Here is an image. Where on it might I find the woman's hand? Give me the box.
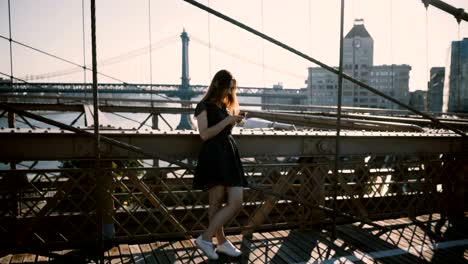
[225,115,244,126]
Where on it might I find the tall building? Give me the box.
[307,19,411,109]
[427,67,445,112]
[409,90,427,111]
[442,38,468,113]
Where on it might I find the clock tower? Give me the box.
[343,19,373,68]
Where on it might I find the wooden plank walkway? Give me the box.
[2,214,467,263]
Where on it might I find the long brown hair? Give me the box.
[201,69,239,115]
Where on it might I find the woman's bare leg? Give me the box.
[203,187,243,240]
[205,185,227,243]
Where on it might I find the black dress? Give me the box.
[193,101,248,191]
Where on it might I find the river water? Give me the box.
[0,94,261,171]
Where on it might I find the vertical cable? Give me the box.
[90,0,103,261]
[82,0,87,100]
[207,0,212,79]
[7,0,13,85]
[261,0,265,88]
[7,0,17,208]
[308,0,312,56]
[332,0,345,239]
[308,0,313,105]
[425,4,430,102]
[352,0,356,107]
[148,0,154,104]
[423,4,432,112]
[457,24,461,111]
[391,0,395,109]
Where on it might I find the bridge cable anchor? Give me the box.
[422,0,431,9]
[455,8,465,24]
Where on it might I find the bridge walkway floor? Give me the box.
[2,214,468,263]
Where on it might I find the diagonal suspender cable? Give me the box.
[181,0,467,138]
[0,35,133,85]
[0,33,175,102]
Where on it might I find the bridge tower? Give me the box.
[176,29,192,130]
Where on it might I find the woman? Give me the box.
[193,69,247,260]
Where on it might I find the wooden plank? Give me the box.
[285,230,332,262]
[21,254,37,264]
[138,244,157,264]
[168,240,194,264]
[230,233,283,264]
[149,241,174,264]
[119,244,134,263]
[0,255,12,264]
[106,246,123,264]
[257,231,303,263]
[36,255,49,263]
[10,254,25,263]
[250,232,294,264]
[179,239,204,263]
[128,244,145,263]
[272,230,313,261]
[337,224,418,264]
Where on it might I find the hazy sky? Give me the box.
[0,0,467,91]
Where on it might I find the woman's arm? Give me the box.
[196,110,243,141]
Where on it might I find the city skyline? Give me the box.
[0,0,467,92]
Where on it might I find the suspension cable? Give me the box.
[82,0,87,100]
[425,2,429,111]
[191,36,305,80]
[391,0,395,110]
[457,22,461,111]
[207,0,212,79]
[260,0,265,88]
[0,34,177,96]
[148,0,154,104]
[308,0,312,56]
[0,34,123,83]
[182,0,467,137]
[7,0,13,85]
[20,36,177,81]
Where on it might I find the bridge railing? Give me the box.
[0,129,466,250]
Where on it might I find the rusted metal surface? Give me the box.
[0,129,465,161]
[0,103,466,252]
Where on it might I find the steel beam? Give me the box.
[0,129,464,161]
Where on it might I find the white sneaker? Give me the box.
[195,235,219,260]
[216,240,242,257]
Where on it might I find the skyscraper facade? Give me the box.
[427,67,445,113]
[307,19,411,109]
[442,38,468,113]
